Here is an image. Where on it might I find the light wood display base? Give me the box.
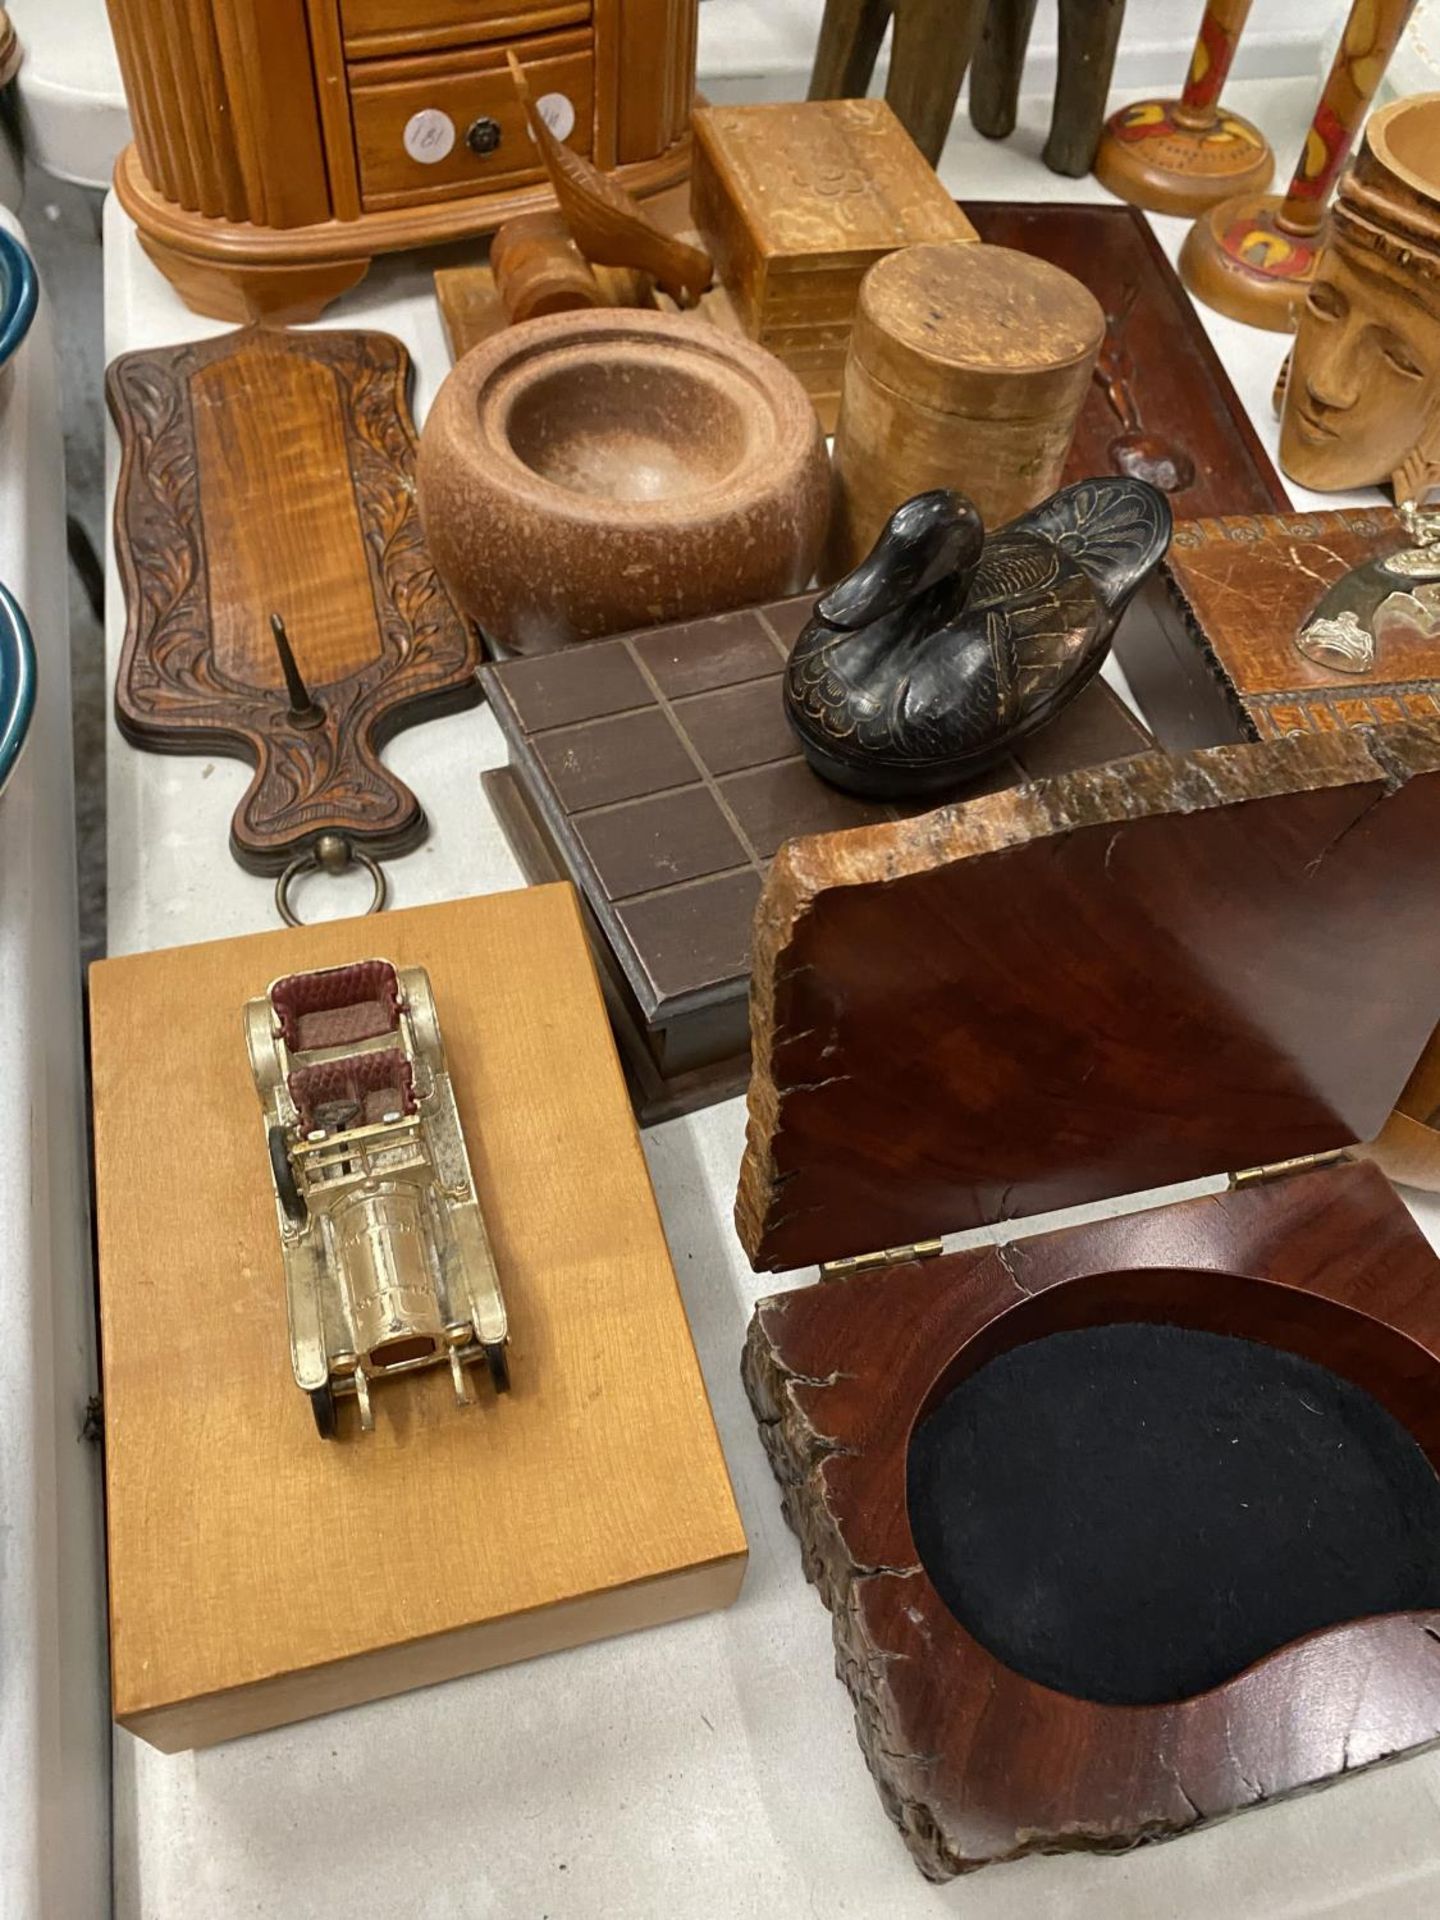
[89,885,746,1750]
[115,140,693,326]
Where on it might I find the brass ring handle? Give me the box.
[275,833,388,928]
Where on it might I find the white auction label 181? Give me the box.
[403,109,456,164]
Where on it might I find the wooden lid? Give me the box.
[851,242,1105,420]
[692,101,976,267]
[736,726,1440,1272]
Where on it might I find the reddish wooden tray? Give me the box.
[965,200,1290,517]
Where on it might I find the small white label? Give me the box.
[403,109,456,164]
[535,92,576,142]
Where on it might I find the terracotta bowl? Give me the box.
[417,309,831,653]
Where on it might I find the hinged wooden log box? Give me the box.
[737,723,1440,1880]
[1111,504,1440,1190]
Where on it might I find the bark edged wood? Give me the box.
[743,1160,1440,1878]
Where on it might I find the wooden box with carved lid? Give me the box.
[103,0,699,321]
[689,99,977,429]
[1113,504,1440,750]
[736,720,1440,1879]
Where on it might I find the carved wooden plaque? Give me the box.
[108,327,480,872]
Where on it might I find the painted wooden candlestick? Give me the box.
[1180,0,1418,331]
[1093,1,1274,216]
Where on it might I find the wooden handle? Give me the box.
[491,212,604,322]
[1278,0,1418,235]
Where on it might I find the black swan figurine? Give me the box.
[786,478,1172,799]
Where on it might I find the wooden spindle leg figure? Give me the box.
[969,0,1126,175]
[889,0,991,164]
[807,0,1125,173]
[1180,0,1418,331]
[808,0,895,104]
[1092,1,1273,214]
[809,0,989,165]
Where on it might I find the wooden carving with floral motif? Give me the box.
[108,326,479,873]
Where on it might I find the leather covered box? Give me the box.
[1112,505,1438,748]
[481,595,1150,1122]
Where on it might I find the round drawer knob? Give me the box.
[466,117,503,157]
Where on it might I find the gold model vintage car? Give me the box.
[245,958,510,1437]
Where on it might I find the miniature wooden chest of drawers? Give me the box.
[348,29,597,212]
[105,0,698,322]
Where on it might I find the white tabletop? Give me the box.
[103,80,1440,1920]
[0,204,109,1920]
[7,0,129,192]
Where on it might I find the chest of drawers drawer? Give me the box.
[340,0,590,59]
[349,28,594,212]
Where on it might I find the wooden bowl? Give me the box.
[417,310,830,653]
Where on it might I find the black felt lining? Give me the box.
[906,1322,1440,1706]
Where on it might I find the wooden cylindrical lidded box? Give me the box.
[827,243,1106,573]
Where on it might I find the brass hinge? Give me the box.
[820,1238,944,1280]
[1229,1148,1349,1191]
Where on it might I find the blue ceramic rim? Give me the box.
[0,579,36,796]
[0,228,38,375]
